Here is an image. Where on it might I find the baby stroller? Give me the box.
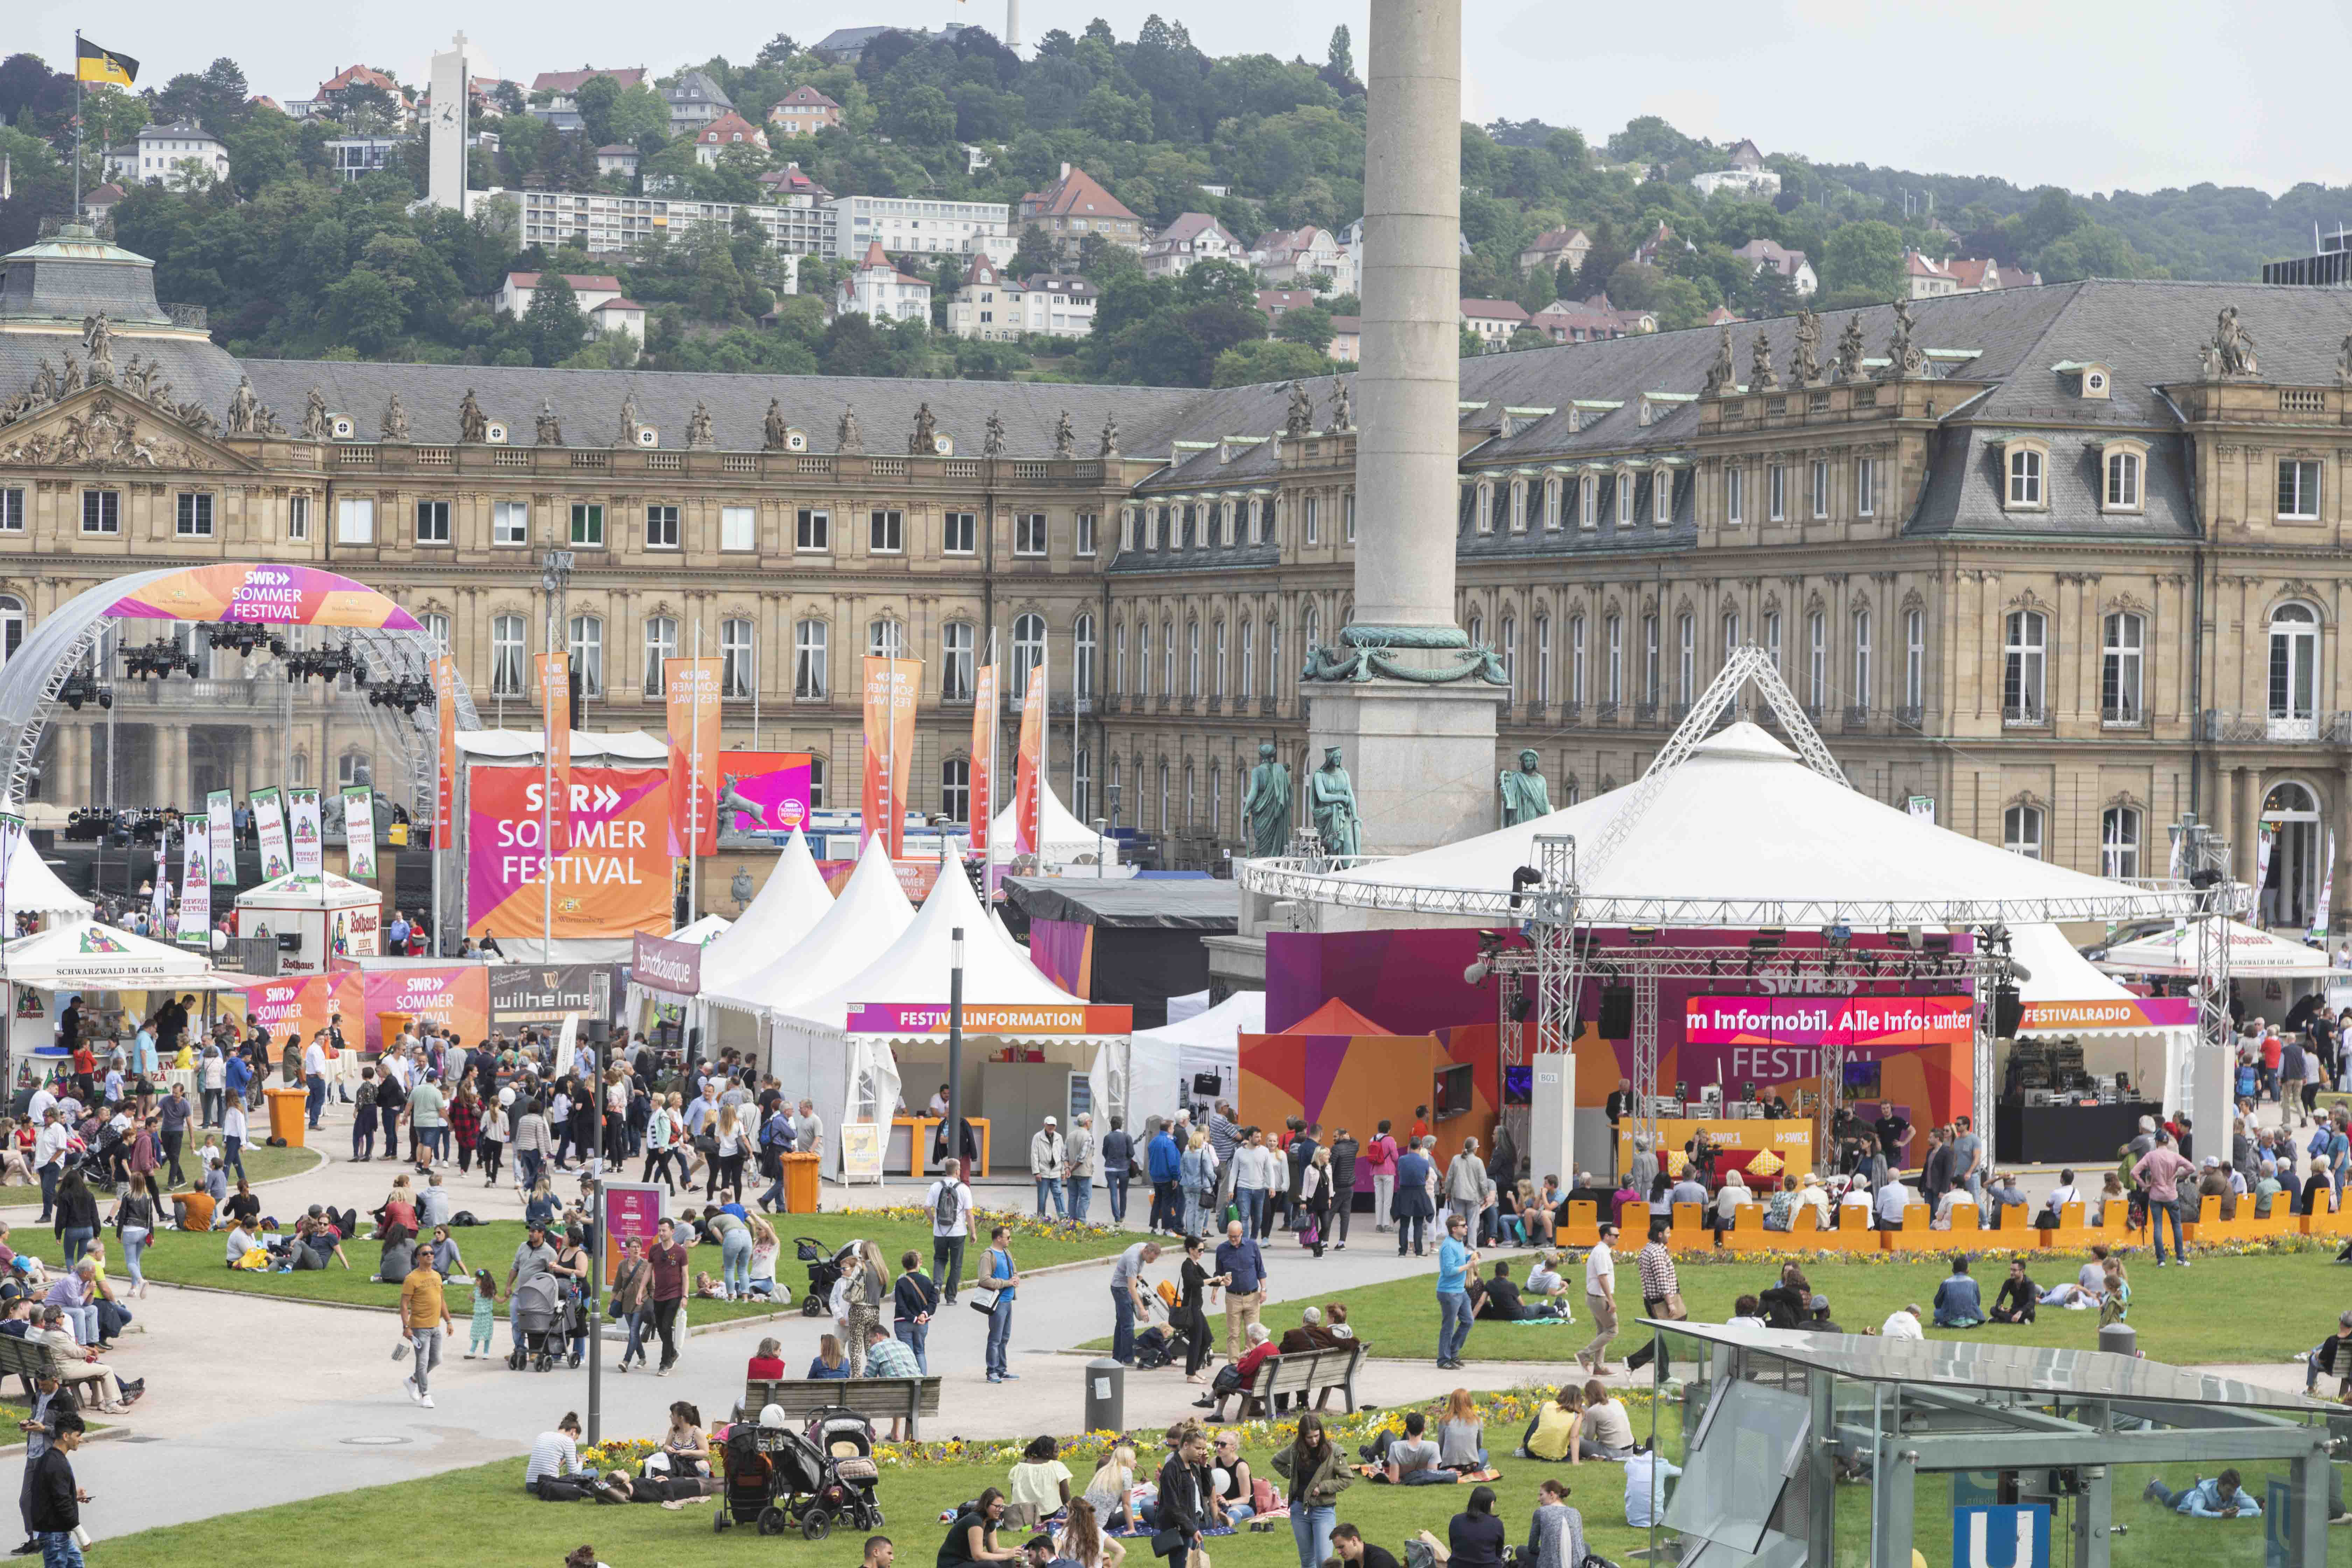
[796,1237,844,1318]
[506,1272,564,1372]
[714,1405,885,1540]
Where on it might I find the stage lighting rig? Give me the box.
[124,639,198,679]
[204,621,275,658]
[367,675,433,715]
[58,673,113,712]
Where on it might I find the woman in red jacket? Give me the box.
[447,1084,483,1176]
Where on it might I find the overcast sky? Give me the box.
[24,0,2350,196]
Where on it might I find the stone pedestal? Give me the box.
[1303,678,1501,861]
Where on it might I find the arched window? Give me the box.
[941,621,975,701]
[1239,620,1255,701]
[1135,621,1150,696]
[720,618,755,699]
[1157,760,1170,831]
[940,757,970,822]
[420,611,449,657]
[1720,611,1739,667]
[1209,761,1223,830]
[566,613,603,697]
[2101,805,2141,880]
[1500,613,1517,696]
[1851,607,1871,710]
[2261,781,2324,927]
[0,595,27,667]
[2100,611,2142,723]
[1466,610,1483,651]
[1763,609,1783,673]
[1113,620,1128,696]
[793,619,828,699]
[1213,620,1227,697]
[1904,607,1926,710]
[2003,803,2044,860]
[1533,613,1552,702]
[1641,613,1659,704]
[1073,613,1096,700]
[1805,610,1826,709]
[1675,612,1694,703]
[1186,619,1200,698]
[338,751,372,786]
[2003,610,2046,722]
[1074,748,1092,821]
[1012,614,1046,691]
[1159,619,1173,696]
[1266,617,1281,696]
[1183,761,1196,824]
[1604,614,1623,706]
[1569,614,1587,705]
[491,614,525,696]
[2270,602,2319,732]
[642,615,677,696]
[868,618,906,660]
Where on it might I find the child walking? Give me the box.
[466,1270,498,1358]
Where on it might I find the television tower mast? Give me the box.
[1005,0,1022,50]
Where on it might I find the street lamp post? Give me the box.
[1092,817,1107,879]
[944,926,966,1178]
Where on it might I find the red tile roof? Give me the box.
[695,112,767,147]
[1459,299,1531,322]
[318,64,406,98]
[775,86,841,110]
[1024,164,1137,222]
[508,272,624,293]
[532,66,646,94]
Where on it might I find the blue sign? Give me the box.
[1952,1504,2050,1568]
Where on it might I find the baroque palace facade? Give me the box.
[4,226,2352,926]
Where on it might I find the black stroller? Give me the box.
[796,1237,847,1317]
[506,1272,565,1371]
[714,1407,884,1539]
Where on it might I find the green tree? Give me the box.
[324,268,406,354]
[885,84,956,144]
[520,274,588,365]
[755,33,800,68]
[1326,26,1354,80]
[608,85,671,147]
[1273,302,1335,347]
[1212,338,1336,387]
[1819,219,1905,301]
[573,74,624,146]
[821,312,887,376]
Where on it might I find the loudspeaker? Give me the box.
[582,1019,610,1046]
[1993,984,2023,1038]
[1598,985,1634,1039]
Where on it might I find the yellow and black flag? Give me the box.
[76,38,139,89]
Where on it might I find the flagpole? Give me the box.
[73,31,83,221]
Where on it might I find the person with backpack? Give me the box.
[1325,1127,1360,1252]
[755,1102,797,1213]
[928,1160,974,1305]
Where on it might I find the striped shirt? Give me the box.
[524,1431,584,1485]
[1636,1242,1678,1303]
[1208,1114,1240,1164]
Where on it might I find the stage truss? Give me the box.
[1246,645,2236,1170]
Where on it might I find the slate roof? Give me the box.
[531,67,645,94]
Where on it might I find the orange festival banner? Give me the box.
[860,657,920,860]
[432,656,458,838]
[664,657,722,857]
[968,660,998,855]
[537,651,571,852]
[1013,663,1045,855]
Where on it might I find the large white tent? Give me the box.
[991,780,1121,869]
[2093,919,2350,979]
[1130,989,1263,1125]
[703,835,914,1049]
[2,919,243,1067]
[770,851,1114,1176]
[2,837,92,921]
[2007,923,2196,1112]
[645,831,838,1050]
[1310,723,2189,928]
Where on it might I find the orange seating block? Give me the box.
[1721,1204,1774,1252]
[1667,1202,1711,1253]
[1557,1199,1600,1248]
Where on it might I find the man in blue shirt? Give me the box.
[1213,1218,1267,1363]
[1147,1120,1183,1234]
[1435,1213,1476,1368]
[1393,1139,1434,1256]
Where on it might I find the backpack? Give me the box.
[761,1112,795,1153]
[933,1180,961,1231]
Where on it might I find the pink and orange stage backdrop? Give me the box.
[1267,927,1974,1132]
[1237,1000,1502,1190]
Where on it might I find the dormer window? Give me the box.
[2054,360,2112,399]
[2099,438,2148,513]
[1999,438,2050,511]
[1653,468,1673,526]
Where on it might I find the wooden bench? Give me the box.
[1240,1340,1368,1418]
[734,1375,943,1437]
[0,1331,102,1408]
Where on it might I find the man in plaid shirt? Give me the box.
[860,1322,922,1440]
[1625,1223,1684,1373]
[1208,1103,1242,1207]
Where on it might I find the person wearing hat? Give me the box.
[1029,1116,1066,1220]
[1803,1295,1841,1334]
[1793,1172,1832,1232]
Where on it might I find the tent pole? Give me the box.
[944,926,965,1181]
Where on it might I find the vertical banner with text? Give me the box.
[288,787,324,877]
[432,656,458,840]
[177,825,210,946]
[664,657,722,859]
[0,811,21,936]
[149,846,168,932]
[537,651,571,853]
[969,661,997,856]
[205,790,235,885]
[251,786,289,880]
[860,657,920,861]
[1013,663,1045,855]
[343,786,378,880]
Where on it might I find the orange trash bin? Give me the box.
[780,1152,821,1214]
[264,1085,308,1148]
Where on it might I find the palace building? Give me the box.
[4,226,2351,926]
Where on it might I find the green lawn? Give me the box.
[0,1143,320,1207]
[88,1404,2328,1567]
[1087,1242,2352,1367]
[133,1209,1127,1322]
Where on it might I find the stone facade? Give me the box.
[7,230,2352,925]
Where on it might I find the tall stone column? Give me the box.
[2234,765,2259,894]
[1300,0,1503,866]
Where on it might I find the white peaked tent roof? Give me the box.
[0,919,239,990]
[2010,924,2150,1009]
[780,848,1092,1037]
[2,838,91,920]
[1315,723,2194,926]
[674,913,733,945]
[1136,989,1266,1050]
[991,780,1119,866]
[706,834,912,1015]
[698,831,833,996]
[2094,919,2350,978]
[235,869,380,910]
